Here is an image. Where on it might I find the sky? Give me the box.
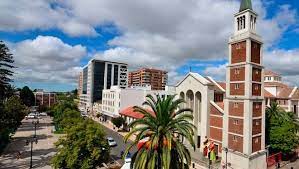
[0,0,298,92]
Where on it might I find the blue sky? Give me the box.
[0,0,298,91]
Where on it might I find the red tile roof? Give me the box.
[292,89,299,99]
[120,106,155,119]
[264,70,280,76]
[264,90,275,98]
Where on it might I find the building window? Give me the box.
[255,138,259,143]
[234,102,239,108]
[254,85,259,90]
[235,68,240,75]
[235,84,240,89]
[255,104,260,109]
[233,119,239,125]
[255,121,260,125]
[233,135,238,142]
[255,70,259,75]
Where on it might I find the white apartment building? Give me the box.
[101,85,175,121]
[78,59,128,113]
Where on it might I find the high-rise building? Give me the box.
[128,68,167,90]
[78,59,128,112]
[222,0,266,168]
[78,71,83,97]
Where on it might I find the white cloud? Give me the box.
[203,64,227,82]
[9,36,86,84]
[0,0,298,87]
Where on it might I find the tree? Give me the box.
[124,95,195,169]
[111,117,125,128]
[51,119,110,169]
[266,102,299,154]
[0,41,15,102]
[20,86,35,107]
[0,96,27,151]
[269,113,299,153]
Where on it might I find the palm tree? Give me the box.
[266,102,289,121]
[123,94,195,169]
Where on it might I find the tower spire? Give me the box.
[239,0,252,12]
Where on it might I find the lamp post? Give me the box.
[224,147,228,169]
[32,119,39,138]
[26,137,38,168]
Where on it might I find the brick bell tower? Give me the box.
[222,0,267,168]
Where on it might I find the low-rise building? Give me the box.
[34,90,57,107]
[101,85,175,122]
[264,70,299,115]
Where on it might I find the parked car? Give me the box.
[107,137,117,147]
[40,112,47,116]
[121,158,131,169]
[25,113,36,119]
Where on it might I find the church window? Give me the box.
[235,68,240,74]
[233,135,238,142]
[233,119,239,125]
[235,84,240,89]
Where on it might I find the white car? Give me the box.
[25,113,36,119]
[107,137,117,147]
[121,158,131,169]
[39,112,47,116]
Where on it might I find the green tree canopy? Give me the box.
[51,119,110,169]
[124,94,195,169]
[111,116,125,128]
[266,102,299,153]
[20,86,35,107]
[0,96,27,151]
[0,41,15,102]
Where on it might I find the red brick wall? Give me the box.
[253,102,262,117]
[230,83,245,96]
[210,127,222,142]
[214,93,224,102]
[252,83,261,96]
[210,116,223,128]
[210,104,223,116]
[252,67,262,82]
[228,134,243,153]
[230,67,245,81]
[231,41,246,64]
[229,102,244,117]
[252,119,262,135]
[229,117,243,135]
[251,41,261,64]
[252,136,262,153]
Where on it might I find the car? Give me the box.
[107,137,117,147]
[121,158,131,169]
[25,113,36,119]
[40,112,47,116]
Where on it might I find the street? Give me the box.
[0,116,59,169]
[99,124,137,165]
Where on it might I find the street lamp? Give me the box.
[223,147,228,169]
[32,119,39,138]
[26,137,38,168]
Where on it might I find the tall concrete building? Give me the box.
[222,0,267,168]
[78,59,128,112]
[77,71,83,97]
[128,68,167,90]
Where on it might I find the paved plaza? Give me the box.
[0,116,60,169]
